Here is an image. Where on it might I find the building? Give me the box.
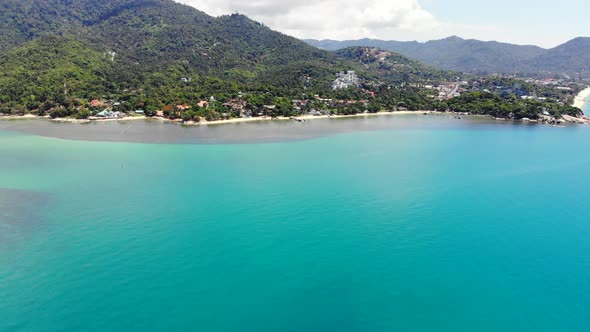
[332,71,359,90]
[175,104,191,111]
[222,99,247,113]
[89,99,105,108]
[95,110,124,118]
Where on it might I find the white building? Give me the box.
[332,71,359,90]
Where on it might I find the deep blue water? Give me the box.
[1,116,590,331]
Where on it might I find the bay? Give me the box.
[1,116,589,331]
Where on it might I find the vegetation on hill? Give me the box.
[305,37,590,77]
[334,47,457,84]
[0,0,584,123]
[443,92,581,120]
[529,37,590,78]
[0,1,353,82]
[0,0,458,114]
[0,36,114,111]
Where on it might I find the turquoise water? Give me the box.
[1,118,590,331]
[583,100,590,115]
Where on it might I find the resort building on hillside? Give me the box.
[332,71,359,90]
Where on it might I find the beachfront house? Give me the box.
[95,110,125,118]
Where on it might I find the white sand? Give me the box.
[0,114,38,120]
[50,116,148,123]
[294,111,423,121]
[0,111,437,126]
[185,111,425,126]
[573,87,590,109]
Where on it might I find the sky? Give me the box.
[177,0,589,48]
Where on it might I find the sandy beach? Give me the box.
[0,111,424,125]
[573,87,590,109]
[3,110,587,127]
[51,116,148,123]
[0,114,39,120]
[0,114,150,123]
[183,111,427,126]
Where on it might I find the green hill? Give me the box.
[0,35,114,106]
[15,0,576,122]
[0,0,369,105]
[306,36,590,77]
[333,47,457,84]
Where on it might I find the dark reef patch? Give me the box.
[0,188,51,247]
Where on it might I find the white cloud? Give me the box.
[177,0,441,40]
[176,0,563,46]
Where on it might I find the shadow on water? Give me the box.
[0,114,526,144]
[0,188,50,248]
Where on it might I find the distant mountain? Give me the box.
[305,36,590,77]
[528,37,590,76]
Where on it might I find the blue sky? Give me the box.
[421,0,588,46]
[180,0,589,47]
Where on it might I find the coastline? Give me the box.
[0,111,429,126]
[1,109,588,126]
[573,87,590,109]
[0,114,39,120]
[52,116,148,123]
[181,111,426,126]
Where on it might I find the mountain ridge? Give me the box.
[304,36,590,77]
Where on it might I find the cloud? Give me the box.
[177,0,441,40]
[176,0,566,47]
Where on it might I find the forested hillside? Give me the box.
[0,0,374,106]
[306,36,590,77]
[0,36,114,106]
[0,0,582,122]
[334,47,457,84]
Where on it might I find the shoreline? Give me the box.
[52,116,148,123]
[1,110,588,126]
[0,111,429,125]
[573,87,590,109]
[181,111,427,126]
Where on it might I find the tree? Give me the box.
[76,109,91,119]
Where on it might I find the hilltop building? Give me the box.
[332,71,359,90]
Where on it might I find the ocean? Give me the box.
[1,115,590,331]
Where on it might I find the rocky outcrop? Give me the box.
[561,114,590,124]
